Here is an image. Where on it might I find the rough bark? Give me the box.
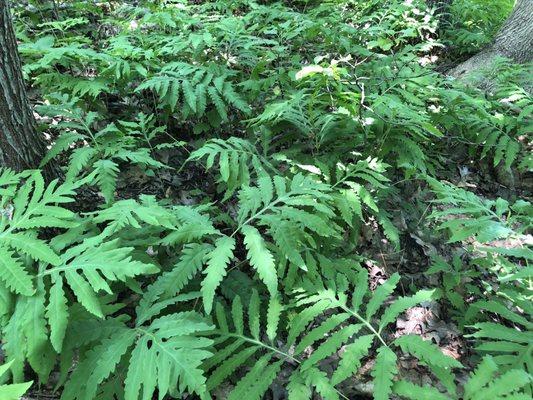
[0,0,56,178]
[449,0,533,78]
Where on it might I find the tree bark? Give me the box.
[449,0,533,78]
[0,0,56,178]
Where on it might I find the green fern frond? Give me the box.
[202,235,236,314]
[136,243,211,325]
[300,323,363,371]
[46,274,69,352]
[43,239,155,320]
[371,346,397,400]
[331,334,374,385]
[0,171,82,296]
[0,247,35,296]
[62,311,213,400]
[394,335,463,370]
[136,63,248,121]
[242,225,278,296]
[0,361,32,400]
[188,137,272,194]
[393,380,451,400]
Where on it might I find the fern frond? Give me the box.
[188,137,272,194]
[331,334,374,385]
[294,313,351,355]
[63,312,213,400]
[266,294,283,342]
[471,369,531,399]
[0,361,32,400]
[371,346,397,400]
[93,159,119,203]
[366,273,400,320]
[201,235,236,314]
[393,380,451,400]
[0,247,34,296]
[44,239,155,319]
[378,289,435,332]
[46,274,69,352]
[302,367,340,400]
[300,323,363,371]
[463,356,498,400]
[62,328,136,400]
[242,225,278,296]
[135,243,211,325]
[467,301,532,373]
[287,371,312,400]
[126,312,213,398]
[394,335,463,370]
[40,131,85,167]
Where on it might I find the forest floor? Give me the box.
[7,1,531,399]
[22,142,531,400]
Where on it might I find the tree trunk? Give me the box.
[0,0,56,178]
[449,0,533,78]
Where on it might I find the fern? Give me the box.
[61,311,213,400]
[427,177,527,243]
[45,239,154,319]
[0,361,32,400]
[462,355,531,400]
[395,335,463,370]
[136,62,249,121]
[202,236,236,314]
[241,225,278,296]
[38,103,169,198]
[207,268,438,398]
[467,300,533,377]
[0,171,79,295]
[5,0,532,398]
[372,346,398,400]
[188,137,274,195]
[294,273,440,395]
[393,380,452,400]
[394,354,531,400]
[207,294,337,399]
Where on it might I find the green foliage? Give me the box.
[205,270,439,400]
[188,137,273,195]
[2,0,531,398]
[136,62,250,120]
[395,355,532,400]
[61,311,213,400]
[427,176,530,243]
[0,361,32,400]
[442,0,515,55]
[0,170,78,295]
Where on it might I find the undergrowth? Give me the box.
[0,0,531,399]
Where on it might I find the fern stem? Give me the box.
[231,196,288,237]
[216,331,300,364]
[214,331,352,400]
[334,301,389,348]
